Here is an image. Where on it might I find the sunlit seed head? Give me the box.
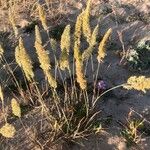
[60,24,71,54]
[0,123,16,138]
[18,37,34,81]
[97,28,112,63]
[38,4,48,30]
[123,76,150,93]
[76,59,87,90]
[8,8,18,37]
[15,46,21,67]
[35,25,42,44]
[34,41,57,88]
[11,98,21,118]
[82,0,92,43]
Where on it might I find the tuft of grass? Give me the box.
[121,118,144,147]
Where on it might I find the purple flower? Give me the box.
[97,80,107,90]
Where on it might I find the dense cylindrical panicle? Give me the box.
[97,28,112,63]
[38,4,48,30]
[18,38,34,82]
[74,13,83,59]
[34,41,57,88]
[35,25,42,44]
[60,24,71,54]
[34,41,51,71]
[11,98,21,118]
[74,13,87,90]
[74,13,83,41]
[15,46,21,67]
[76,58,87,90]
[46,71,57,89]
[0,123,16,138]
[8,8,18,37]
[82,0,92,43]
[60,25,71,70]
[90,24,99,46]
[123,76,150,93]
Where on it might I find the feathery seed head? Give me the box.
[82,0,92,43]
[18,37,34,81]
[8,8,18,37]
[60,25,71,70]
[74,13,83,60]
[60,24,71,54]
[97,28,112,63]
[35,25,42,44]
[8,8,15,25]
[90,24,99,46]
[74,12,83,42]
[0,123,16,138]
[11,98,21,118]
[34,41,57,88]
[15,46,21,67]
[46,71,57,89]
[76,58,87,90]
[123,76,150,93]
[74,12,87,88]
[38,4,48,30]
[34,41,51,71]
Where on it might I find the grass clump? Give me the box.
[121,119,144,147]
[0,0,111,145]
